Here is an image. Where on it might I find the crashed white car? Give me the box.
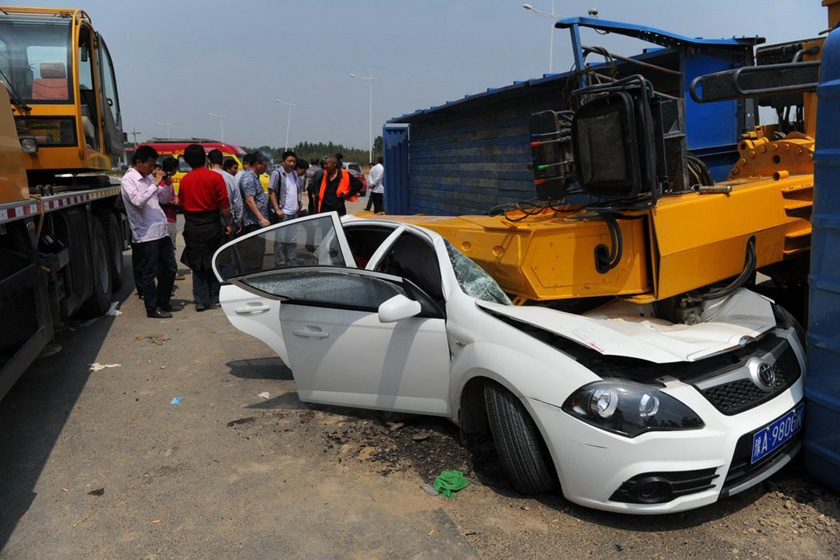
[212,213,805,514]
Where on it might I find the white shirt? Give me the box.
[282,171,299,215]
[121,168,170,243]
[369,163,384,194]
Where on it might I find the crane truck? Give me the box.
[0,7,128,401]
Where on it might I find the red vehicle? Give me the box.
[136,138,268,192]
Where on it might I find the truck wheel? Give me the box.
[484,380,556,494]
[79,220,113,318]
[100,212,125,290]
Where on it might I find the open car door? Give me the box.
[213,213,451,416]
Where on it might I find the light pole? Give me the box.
[209,112,226,142]
[523,1,561,74]
[350,72,377,163]
[157,120,172,139]
[275,99,295,151]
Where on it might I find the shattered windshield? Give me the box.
[444,241,511,306]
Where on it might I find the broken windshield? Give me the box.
[445,241,511,306]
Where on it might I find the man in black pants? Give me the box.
[120,146,178,318]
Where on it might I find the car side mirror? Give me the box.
[378,294,421,323]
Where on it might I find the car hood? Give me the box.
[477,289,776,363]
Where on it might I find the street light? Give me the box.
[275,99,296,151]
[156,120,172,139]
[208,112,226,142]
[523,1,561,73]
[350,72,377,163]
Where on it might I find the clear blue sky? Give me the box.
[9,0,828,149]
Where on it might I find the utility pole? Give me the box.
[129,128,142,144]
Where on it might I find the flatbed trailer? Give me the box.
[0,183,128,401]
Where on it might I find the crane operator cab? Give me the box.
[0,7,124,189]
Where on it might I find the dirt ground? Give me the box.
[1,208,839,559]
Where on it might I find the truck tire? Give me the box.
[100,211,125,290]
[484,380,557,494]
[79,220,113,318]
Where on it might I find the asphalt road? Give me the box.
[1,207,838,559]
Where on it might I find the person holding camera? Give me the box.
[120,145,178,319]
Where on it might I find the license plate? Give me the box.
[751,403,805,464]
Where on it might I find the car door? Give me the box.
[213,212,354,365]
[213,213,452,416]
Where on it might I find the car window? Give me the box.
[444,241,512,305]
[215,214,347,281]
[345,225,395,268]
[376,232,444,304]
[241,269,409,312]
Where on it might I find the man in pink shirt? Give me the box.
[121,146,178,319]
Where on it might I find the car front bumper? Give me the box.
[527,378,805,514]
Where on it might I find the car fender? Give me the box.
[449,339,599,418]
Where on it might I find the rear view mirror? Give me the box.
[378,294,421,323]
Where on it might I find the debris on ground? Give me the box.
[433,470,470,498]
[258,391,270,399]
[171,397,183,405]
[421,483,439,496]
[138,334,171,345]
[89,363,121,372]
[226,417,257,427]
[87,488,104,496]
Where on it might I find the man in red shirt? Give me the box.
[178,144,233,311]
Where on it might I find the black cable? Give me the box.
[688,237,756,303]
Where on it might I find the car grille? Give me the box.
[721,429,802,494]
[698,343,801,416]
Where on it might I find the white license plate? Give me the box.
[751,403,804,464]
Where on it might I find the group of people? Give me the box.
[120,144,379,319]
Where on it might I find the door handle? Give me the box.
[234,302,270,315]
[293,328,329,339]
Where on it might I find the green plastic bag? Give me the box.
[433,470,471,498]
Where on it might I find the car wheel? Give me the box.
[484,380,556,494]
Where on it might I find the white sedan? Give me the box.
[212,213,805,514]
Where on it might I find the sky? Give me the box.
[9,0,828,150]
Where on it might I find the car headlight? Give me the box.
[561,380,704,438]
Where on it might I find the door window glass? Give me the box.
[242,269,408,312]
[376,232,444,304]
[215,214,348,281]
[97,37,120,127]
[77,27,99,149]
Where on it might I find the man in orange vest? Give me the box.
[317,155,363,216]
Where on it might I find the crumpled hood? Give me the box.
[477,289,777,363]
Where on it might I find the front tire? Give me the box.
[484,380,556,494]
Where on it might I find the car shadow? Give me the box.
[225,357,293,380]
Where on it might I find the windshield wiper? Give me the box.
[0,67,30,112]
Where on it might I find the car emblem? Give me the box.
[747,358,777,391]
[757,363,776,389]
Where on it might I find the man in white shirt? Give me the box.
[368,156,385,213]
[121,145,178,318]
[268,150,303,265]
[208,149,243,236]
